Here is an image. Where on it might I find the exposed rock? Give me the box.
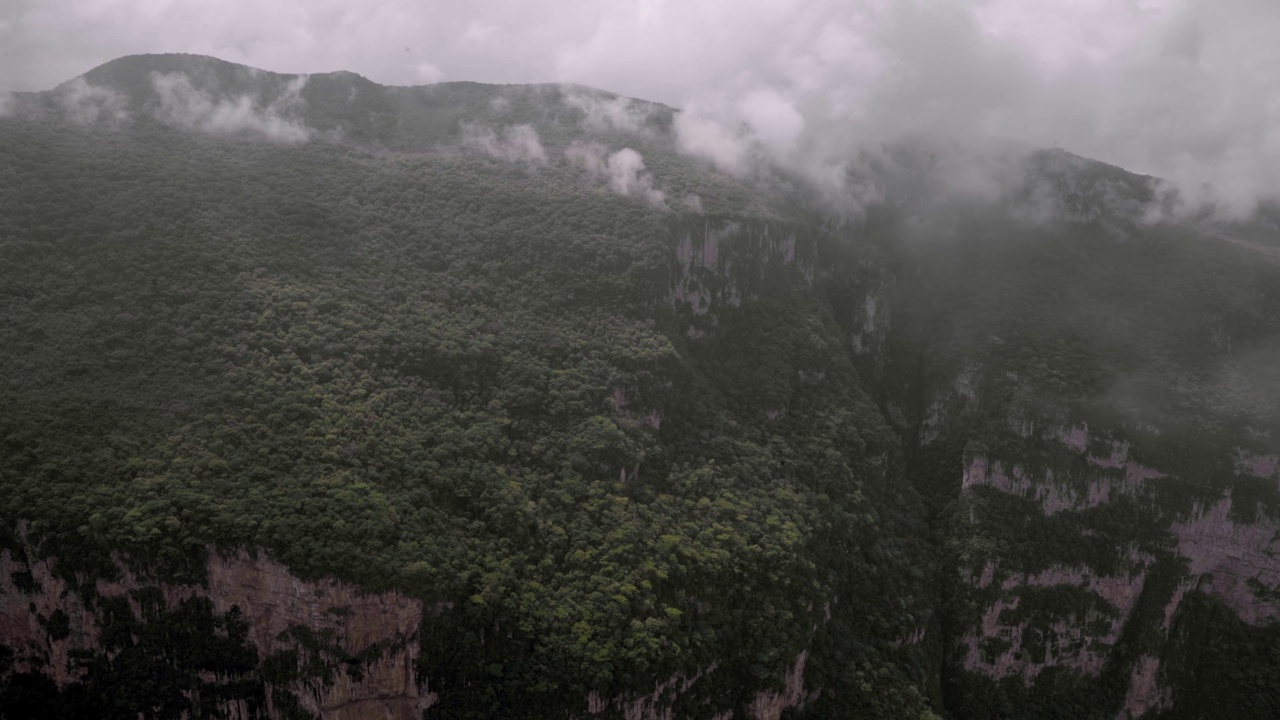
[581,652,812,720]
[961,424,1280,716]
[587,663,717,720]
[1086,442,1163,484]
[1060,424,1089,453]
[1171,494,1280,624]
[747,651,812,720]
[963,439,1161,516]
[1116,656,1171,720]
[963,456,1146,515]
[1234,449,1279,480]
[0,547,429,720]
[963,555,1151,682]
[671,221,814,320]
[0,550,101,686]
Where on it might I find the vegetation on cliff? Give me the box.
[3,55,1280,719]
[0,60,936,718]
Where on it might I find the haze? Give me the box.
[3,0,1278,214]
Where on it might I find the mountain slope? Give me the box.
[1,55,1279,719]
[0,56,939,719]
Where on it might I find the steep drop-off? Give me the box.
[1,538,426,719]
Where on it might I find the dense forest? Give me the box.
[2,54,1279,719]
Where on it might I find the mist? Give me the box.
[150,72,311,143]
[3,0,1279,215]
[565,141,668,209]
[564,91,657,136]
[57,77,129,125]
[463,124,549,163]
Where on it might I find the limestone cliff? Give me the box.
[0,544,430,719]
[947,419,1280,719]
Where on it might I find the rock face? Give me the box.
[962,557,1151,683]
[1171,495,1280,625]
[954,419,1280,719]
[5,542,821,720]
[671,220,818,328]
[581,651,812,720]
[0,545,430,720]
[200,550,430,720]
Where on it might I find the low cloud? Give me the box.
[463,123,548,163]
[565,141,667,209]
[737,88,805,158]
[58,78,128,125]
[605,148,666,208]
[564,91,655,135]
[646,0,1280,221]
[415,61,444,84]
[564,139,609,175]
[5,1,1279,216]
[150,72,311,143]
[673,102,753,178]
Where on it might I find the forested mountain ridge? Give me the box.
[1,54,1279,719]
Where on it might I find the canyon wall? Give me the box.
[953,421,1280,719]
[0,545,430,719]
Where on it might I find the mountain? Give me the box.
[1,54,1279,719]
[14,53,680,157]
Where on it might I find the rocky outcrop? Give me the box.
[956,416,1280,719]
[586,665,716,720]
[0,546,430,720]
[746,650,814,720]
[581,651,813,720]
[670,220,817,326]
[1171,494,1280,625]
[961,424,1164,517]
[962,555,1150,682]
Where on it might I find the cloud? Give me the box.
[556,0,1280,218]
[464,123,547,163]
[2,1,1279,213]
[564,139,608,175]
[737,89,805,158]
[150,72,311,143]
[564,91,655,134]
[565,141,667,209]
[605,148,666,208]
[57,77,128,125]
[673,103,752,178]
[415,61,444,83]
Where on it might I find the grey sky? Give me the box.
[3,0,1278,213]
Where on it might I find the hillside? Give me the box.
[1,54,1279,719]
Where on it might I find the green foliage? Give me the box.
[1154,592,1280,720]
[5,60,1279,719]
[0,107,936,717]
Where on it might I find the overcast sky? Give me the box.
[3,0,1278,211]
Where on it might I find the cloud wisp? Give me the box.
[563,91,657,135]
[565,141,668,209]
[57,77,129,125]
[463,124,549,163]
[3,0,1279,214]
[150,72,312,143]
